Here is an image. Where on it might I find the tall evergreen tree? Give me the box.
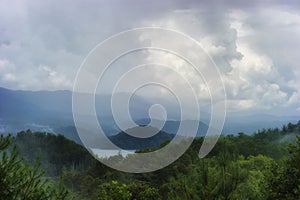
[0,134,72,200]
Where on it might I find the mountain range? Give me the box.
[109,126,174,150]
[1,87,299,144]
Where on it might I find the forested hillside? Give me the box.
[1,121,300,199]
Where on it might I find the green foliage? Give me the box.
[265,136,300,199]
[2,120,300,199]
[96,181,161,200]
[14,130,94,176]
[127,182,161,200]
[97,181,132,200]
[0,134,72,200]
[60,121,300,199]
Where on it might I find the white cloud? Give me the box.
[287,92,300,106]
[2,73,16,82]
[38,65,72,89]
[137,7,300,114]
[227,99,255,111]
[0,59,16,85]
[0,0,300,115]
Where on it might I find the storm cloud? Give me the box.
[0,0,300,115]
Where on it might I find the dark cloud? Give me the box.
[0,0,299,114]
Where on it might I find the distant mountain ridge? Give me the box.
[0,87,209,137]
[109,126,174,150]
[1,87,300,143]
[0,87,152,135]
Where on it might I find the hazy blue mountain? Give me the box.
[224,113,300,134]
[0,87,151,135]
[0,87,73,132]
[135,118,209,137]
[109,126,174,150]
[1,87,299,143]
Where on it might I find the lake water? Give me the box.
[91,148,135,158]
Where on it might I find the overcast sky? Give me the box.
[0,0,300,115]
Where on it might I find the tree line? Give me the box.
[0,120,300,199]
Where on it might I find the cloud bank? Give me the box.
[0,0,300,115]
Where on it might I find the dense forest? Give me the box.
[1,121,300,199]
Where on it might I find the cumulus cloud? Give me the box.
[0,59,16,87]
[0,0,299,115]
[144,6,300,114]
[226,7,300,114]
[38,65,72,89]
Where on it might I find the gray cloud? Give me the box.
[0,0,300,115]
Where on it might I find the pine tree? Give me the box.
[0,134,72,200]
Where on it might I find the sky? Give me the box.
[0,0,300,116]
